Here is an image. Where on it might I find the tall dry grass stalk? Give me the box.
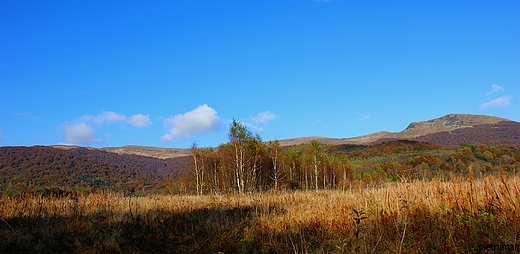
[1,174,519,253]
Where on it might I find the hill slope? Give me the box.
[279,114,519,147]
[398,114,507,138]
[0,146,190,193]
[412,121,520,147]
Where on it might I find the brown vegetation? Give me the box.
[1,174,519,253]
[0,146,189,195]
[413,121,520,148]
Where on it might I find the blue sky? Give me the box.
[1,1,519,148]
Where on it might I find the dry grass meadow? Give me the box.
[1,173,519,253]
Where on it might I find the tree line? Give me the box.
[186,120,353,195]
[181,120,520,195]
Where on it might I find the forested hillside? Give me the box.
[0,146,189,195]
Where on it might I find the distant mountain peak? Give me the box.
[279,113,516,146]
[401,114,507,137]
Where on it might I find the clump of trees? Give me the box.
[187,120,353,195]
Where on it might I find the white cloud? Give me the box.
[244,111,278,132]
[61,110,151,145]
[61,123,101,145]
[161,104,220,142]
[127,114,151,127]
[243,122,263,132]
[0,130,3,144]
[92,111,126,125]
[79,111,151,126]
[486,84,504,97]
[250,111,277,124]
[480,95,513,109]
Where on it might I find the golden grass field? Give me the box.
[1,173,519,253]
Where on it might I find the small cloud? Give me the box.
[243,111,278,132]
[0,130,3,144]
[480,95,513,109]
[92,111,126,125]
[250,111,277,124]
[486,84,504,97]
[127,114,151,127]
[61,122,102,145]
[61,110,151,144]
[161,104,221,142]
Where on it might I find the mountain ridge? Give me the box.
[278,114,517,147]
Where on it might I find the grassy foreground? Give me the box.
[1,174,519,253]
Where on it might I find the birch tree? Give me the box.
[268,140,285,190]
[228,119,252,194]
[191,142,204,195]
[310,140,323,191]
